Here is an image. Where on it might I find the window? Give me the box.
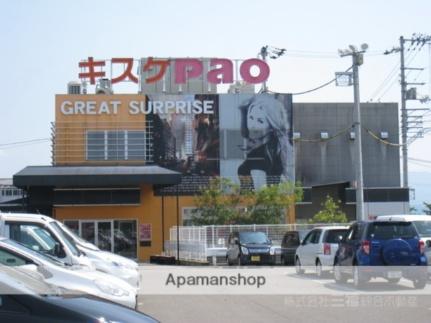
[0,249,28,267]
[114,220,137,258]
[324,229,349,243]
[8,223,65,258]
[302,231,315,245]
[86,130,147,161]
[367,222,417,240]
[64,220,79,235]
[311,230,322,244]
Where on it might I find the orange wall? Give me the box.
[54,94,146,165]
[54,185,196,261]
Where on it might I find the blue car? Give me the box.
[333,217,428,289]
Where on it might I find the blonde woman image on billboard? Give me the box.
[237,94,291,189]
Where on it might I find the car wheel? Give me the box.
[334,261,347,283]
[353,265,367,289]
[315,259,323,278]
[227,256,232,266]
[413,278,427,289]
[295,257,305,274]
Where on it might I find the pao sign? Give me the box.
[78,57,270,85]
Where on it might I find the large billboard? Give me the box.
[55,93,293,192]
[150,93,294,192]
[219,93,294,189]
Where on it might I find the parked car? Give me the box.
[294,226,349,276]
[378,215,431,274]
[227,231,274,265]
[333,218,428,289]
[0,237,138,308]
[0,266,158,323]
[0,212,92,268]
[280,230,309,265]
[57,221,139,287]
[0,212,139,288]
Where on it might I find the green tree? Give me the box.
[243,182,303,224]
[192,178,302,225]
[309,196,348,224]
[191,178,241,225]
[423,202,431,215]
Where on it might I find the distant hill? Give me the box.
[409,171,431,213]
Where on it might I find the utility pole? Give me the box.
[400,36,408,188]
[339,44,368,221]
[397,34,431,187]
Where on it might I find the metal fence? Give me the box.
[164,223,348,264]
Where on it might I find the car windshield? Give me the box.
[325,229,349,243]
[59,222,99,250]
[412,221,431,237]
[367,222,417,240]
[49,222,81,256]
[239,232,270,244]
[3,239,66,267]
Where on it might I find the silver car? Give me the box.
[295,226,349,277]
[0,237,137,308]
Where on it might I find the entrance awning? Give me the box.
[13,165,182,188]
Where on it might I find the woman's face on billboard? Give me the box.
[247,102,269,139]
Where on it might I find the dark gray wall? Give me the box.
[294,103,400,188]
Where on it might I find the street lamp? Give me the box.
[338,43,368,221]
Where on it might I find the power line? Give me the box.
[288,66,353,96]
[0,138,50,148]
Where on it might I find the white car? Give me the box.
[57,221,139,287]
[0,212,93,268]
[0,237,137,309]
[0,212,139,288]
[295,226,349,277]
[378,214,431,273]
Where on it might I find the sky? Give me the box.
[1,0,431,193]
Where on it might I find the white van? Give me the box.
[0,212,139,287]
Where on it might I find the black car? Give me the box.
[226,231,273,265]
[280,230,309,265]
[0,267,158,323]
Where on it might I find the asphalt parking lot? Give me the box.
[138,267,431,323]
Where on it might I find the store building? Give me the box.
[12,57,408,260]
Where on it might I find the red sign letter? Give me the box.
[78,57,106,85]
[207,59,233,84]
[111,58,138,84]
[175,58,203,84]
[143,57,170,83]
[240,59,270,84]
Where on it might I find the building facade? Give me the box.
[11,59,408,261]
